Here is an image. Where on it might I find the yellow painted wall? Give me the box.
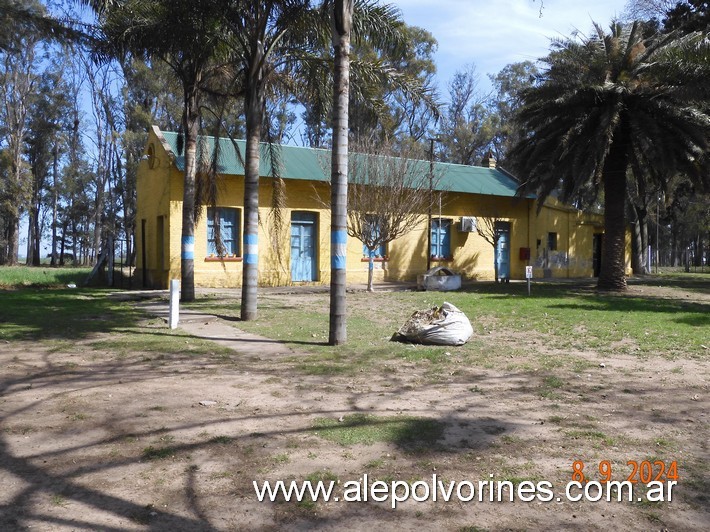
[529,199,604,278]
[135,137,173,289]
[136,128,619,288]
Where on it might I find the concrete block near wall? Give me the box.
[417,267,462,291]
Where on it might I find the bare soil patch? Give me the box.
[0,283,708,531]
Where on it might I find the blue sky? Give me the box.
[394,0,630,90]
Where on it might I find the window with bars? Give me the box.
[362,216,387,259]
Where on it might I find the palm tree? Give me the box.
[510,21,710,290]
[328,0,353,344]
[216,1,316,321]
[326,0,431,342]
[219,0,423,322]
[96,0,227,301]
[1,0,86,51]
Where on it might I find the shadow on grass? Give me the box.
[548,295,710,327]
[630,273,710,295]
[0,288,138,341]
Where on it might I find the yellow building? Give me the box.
[136,126,625,289]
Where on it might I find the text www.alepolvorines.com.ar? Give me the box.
[253,474,677,509]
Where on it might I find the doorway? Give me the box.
[291,212,318,282]
[495,221,511,281]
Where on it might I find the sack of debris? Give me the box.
[392,302,473,346]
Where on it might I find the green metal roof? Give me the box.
[158,129,533,199]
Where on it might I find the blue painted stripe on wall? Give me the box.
[331,230,347,244]
[331,256,347,270]
[244,254,258,265]
[244,234,258,245]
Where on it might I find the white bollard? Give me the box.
[169,279,180,329]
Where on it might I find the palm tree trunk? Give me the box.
[329,0,353,345]
[180,86,199,302]
[241,84,263,321]
[598,129,629,291]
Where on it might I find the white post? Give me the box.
[169,279,180,329]
[525,265,533,296]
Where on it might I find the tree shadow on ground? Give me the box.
[0,344,526,530]
[547,296,710,327]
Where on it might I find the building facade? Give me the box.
[136,126,626,289]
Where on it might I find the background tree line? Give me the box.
[0,0,707,277]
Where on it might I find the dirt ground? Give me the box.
[0,284,708,531]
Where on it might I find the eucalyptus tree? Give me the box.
[623,0,678,21]
[300,18,437,149]
[96,0,229,301]
[437,66,496,166]
[663,0,710,32]
[509,21,710,290]
[25,63,71,266]
[0,1,44,264]
[487,61,539,162]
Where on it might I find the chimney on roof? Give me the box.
[481,150,496,169]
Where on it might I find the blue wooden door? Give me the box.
[495,223,511,281]
[291,212,317,282]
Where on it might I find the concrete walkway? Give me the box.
[138,300,296,358]
[111,281,416,357]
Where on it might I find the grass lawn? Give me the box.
[0,273,708,530]
[188,276,709,376]
[0,265,92,288]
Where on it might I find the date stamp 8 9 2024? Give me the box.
[571,460,679,484]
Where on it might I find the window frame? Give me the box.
[206,207,241,261]
[361,216,388,262]
[547,231,558,251]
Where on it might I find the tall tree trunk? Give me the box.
[51,144,59,266]
[640,214,649,273]
[598,125,629,291]
[329,0,353,345]
[59,220,67,265]
[31,205,40,266]
[6,215,19,266]
[26,209,35,265]
[180,85,199,302]
[241,82,263,321]
[630,204,648,275]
